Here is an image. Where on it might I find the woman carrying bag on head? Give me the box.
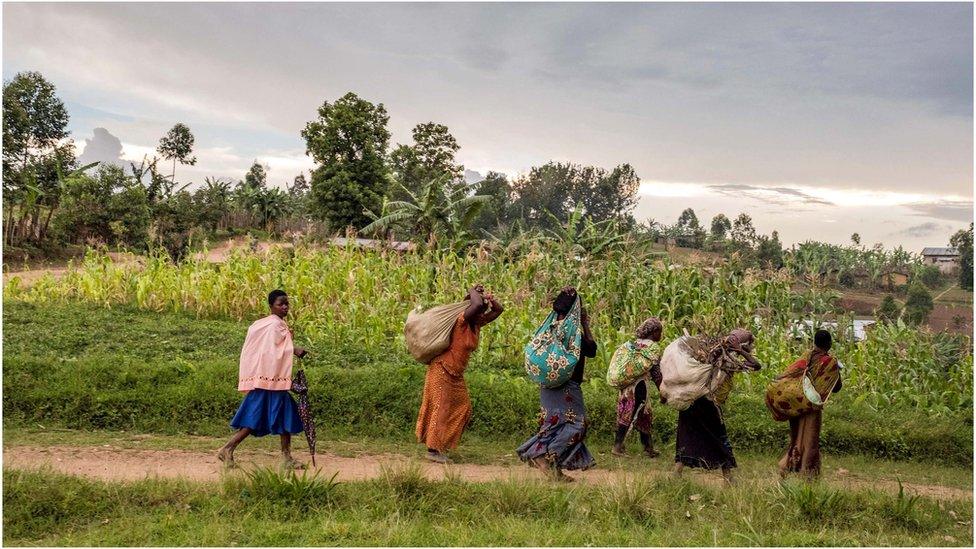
[517,286,597,481]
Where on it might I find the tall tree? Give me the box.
[2,71,73,244]
[510,162,640,229]
[949,223,974,290]
[731,213,757,247]
[710,213,731,239]
[471,171,513,233]
[851,233,861,246]
[156,123,197,181]
[390,122,463,199]
[301,92,391,230]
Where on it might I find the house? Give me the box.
[921,247,960,274]
[882,269,910,288]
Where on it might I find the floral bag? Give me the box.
[524,297,582,388]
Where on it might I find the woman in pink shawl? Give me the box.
[218,289,308,469]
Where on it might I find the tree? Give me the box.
[949,223,973,290]
[362,175,487,250]
[756,230,784,268]
[289,173,309,197]
[242,161,268,193]
[3,71,73,245]
[851,233,861,246]
[156,123,197,181]
[875,294,901,323]
[510,162,640,230]
[731,213,757,247]
[194,177,232,231]
[904,284,934,326]
[710,214,731,239]
[471,171,513,233]
[301,92,391,230]
[677,208,700,230]
[51,165,150,248]
[390,122,463,199]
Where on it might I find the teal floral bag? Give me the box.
[523,297,582,388]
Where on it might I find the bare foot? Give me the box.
[530,457,549,472]
[611,444,626,457]
[426,451,450,464]
[554,469,575,483]
[217,448,237,469]
[282,457,306,470]
[643,447,660,458]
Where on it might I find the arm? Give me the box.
[463,286,486,325]
[833,375,842,393]
[478,294,504,325]
[580,308,597,358]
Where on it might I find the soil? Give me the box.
[4,445,970,502]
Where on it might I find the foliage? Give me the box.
[918,265,943,289]
[875,295,901,323]
[362,175,487,250]
[950,223,973,290]
[510,162,639,230]
[389,122,463,200]
[155,123,196,180]
[302,92,391,230]
[903,285,934,326]
[471,171,513,233]
[711,213,731,239]
[51,165,151,248]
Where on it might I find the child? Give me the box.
[218,289,308,469]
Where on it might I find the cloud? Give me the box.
[906,201,974,222]
[77,127,124,168]
[464,169,483,184]
[891,221,953,238]
[708,183,834,206]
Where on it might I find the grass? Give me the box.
[4,300,972,464]
[3,466,971,546]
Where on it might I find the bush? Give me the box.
[904,285,934,326]
[875,295,901,323]
[918,265,943,289]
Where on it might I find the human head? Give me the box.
[463,284,485,301]
[814,329,832,352]
[552,286,578,315]
[728,328,754,351]
[268,289,289,318]
[636,317,663,342]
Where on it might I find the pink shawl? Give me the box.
[237,315,294,392]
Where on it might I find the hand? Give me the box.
[581,307,590,326]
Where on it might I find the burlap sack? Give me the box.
[658,336,729,411]
[404,301,469,364]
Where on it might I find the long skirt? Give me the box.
[778,410,823,477]
[230,389,304,437]
[675,396,736,470]
[516,380,596,471]
[415,363,472,452]
[617,378,653,434]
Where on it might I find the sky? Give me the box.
[3,2,973,251]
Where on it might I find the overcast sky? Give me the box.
[3,2,972,250]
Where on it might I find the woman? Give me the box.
[218,289,308,469]
[773,329,842,479]
[416,284,503,464]
[673,328,761,485]
[517,286,597,481]
[612,317,664,458]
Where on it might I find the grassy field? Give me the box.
[3,301,972,463]
[4,461,972,546]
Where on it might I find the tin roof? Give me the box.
[921,247,959,257]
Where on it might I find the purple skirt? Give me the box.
[516,381,596,471]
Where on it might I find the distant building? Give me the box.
[921,247,960,274]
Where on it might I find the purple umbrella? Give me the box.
[291,369,317,466]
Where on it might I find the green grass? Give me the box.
[4,466,971,546]
[4,300,972,464]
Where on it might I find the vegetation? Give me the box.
[950,223,973,290]
[4,466,971,546]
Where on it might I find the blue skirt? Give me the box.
[516,380,596,471]
[230,389,304,437]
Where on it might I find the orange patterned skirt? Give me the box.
[415,363,472,452]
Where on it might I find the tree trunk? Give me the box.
[40,204,57,241]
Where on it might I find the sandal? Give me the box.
[282,457,306,470]
[426,451,450,464]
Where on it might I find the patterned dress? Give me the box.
[517,338,597,471]
[415,313,480,452]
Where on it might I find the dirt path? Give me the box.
[4,445,970,501]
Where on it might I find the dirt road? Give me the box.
[4,445,970,502]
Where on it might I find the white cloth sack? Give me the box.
[404,301,469,364]
[658,335,729,411]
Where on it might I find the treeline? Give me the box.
[3,70,972,293]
